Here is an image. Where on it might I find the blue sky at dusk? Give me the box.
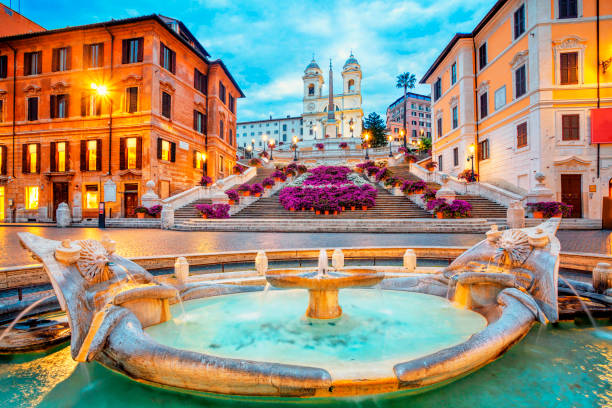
[9,0,494,121]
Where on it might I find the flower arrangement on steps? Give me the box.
[458,169,478,183]
[272,170,288,182]
[303,166,352,186]
[315,143,325,151]
[259,150,269,159]
[237,183,252,196]
[248,158,262,167]
[134,205,162,219]
[233,163,247,175]
[426,198,472,218]
[199,175,213,187]
[526,201,572,218]
[278,184,377,214]
[425,162,437,172]
[225,189,240,205]
[250,183,264,197]
[421,188,438,203]
[375,167,391,182]
[339,142,348,150]
[195,203,230,219]
[384,177,400,189]
[404,154,418,164]
[262,177,275,189]
[401,180,428,195]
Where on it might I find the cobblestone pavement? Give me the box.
[1,226,609,268]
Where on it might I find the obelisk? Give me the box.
[325,59,338,139]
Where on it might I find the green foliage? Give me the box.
[419,135,432,152]
[396,72,417,91]
[362,112,387,148]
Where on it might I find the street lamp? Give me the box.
[467,143,476,180]
[388,135,393,157]
[349,119,354,138]
[292,136,299,161]
[364,132,370,160]
[251,139,255,158]
[262,134,268,153]
[246,145,252,159]
[269,139,275,160]
[400,128,406,150]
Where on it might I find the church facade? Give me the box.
[301,54,363,141]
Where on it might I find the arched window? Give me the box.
[308,84,315,96]
[348,79,355,91]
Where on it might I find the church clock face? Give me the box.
[307,102,315,112]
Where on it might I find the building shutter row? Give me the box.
[119,137,143,170]
[121,38,144,64]
[21,143,41,174]
[79,140,102,171]
[0,145,7,175]
[51,47,71,71]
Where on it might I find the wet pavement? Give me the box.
[1,226,610,268]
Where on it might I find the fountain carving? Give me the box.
[16,218,563,398]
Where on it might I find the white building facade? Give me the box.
[237,116,303,151]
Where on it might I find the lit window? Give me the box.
[57,142,66,172]
[87,140,97,171]
[25,186,39,209]
[0,186,4,221]
[85,185,99,209]
[195,151,204,169]
[127,138,137,169]
[161,140,170,161]
[28,144,37,173]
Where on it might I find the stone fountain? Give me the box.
[16,218,562,398]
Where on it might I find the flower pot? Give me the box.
[341,206,345,211]
[333,210,338,215]
[136,213,145,219]
[324,210,329,215]
[362,206,367,211]
[310,207,315,211]
[255,193,261,197]
[243,191,251,196]
[356,168,363,173]
[351,206,355,211]
[201,214,208,219]
[265,185,272,189]
[274,177,281,182]
[436,212,444,219]
[552,213,562,218]
[290,207,295,212]
[316,210,321,215]
[533,211,544,219]
[228,200,235,205]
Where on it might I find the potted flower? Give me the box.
[421,188,438,203]
[195,203,212,219]
[147,205,162,218]
[134,206,148,219]
[458,169,478,183]
[211,204,231,219]
[233,164,246,175]
[526,201,572,218]
[259,150,269,159]
[375,167,391,182]
[272,170,286,182]
[237,183,251,196]
[425,162,437,172]
[297,164,308,175]
[249,158,261,167]
[225,189,240,205]
[448,199,472,218]
[315,143,325,151]
[262,177,275,189]
[199,175,213,187]
[426,198,450,218]
[404,154,418,164]
[339,142,348,150]
[398,146,408,154]
[384,177,398,189]
[250,183,264,197]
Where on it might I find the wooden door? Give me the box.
[52,182,69,221]
[561,174,582,218]
[124,183,139,218]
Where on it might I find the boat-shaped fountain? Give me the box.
[17,219,562,399]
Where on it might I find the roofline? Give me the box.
[0,14,211,58]
[238,116,302,125]
[210,59,245,98]
[1,4,46,31]
[387,92,431,110]
[419,0,509,84]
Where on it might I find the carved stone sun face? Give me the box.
[76,240,112,284]
[493,230,531,267]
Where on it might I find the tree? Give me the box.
[396,72,417,149]
[419,134,432,153]
[362,112,387,148]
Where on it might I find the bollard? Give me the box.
[593,262,612,293]
[255,251,268,276]
[403,249,416,272]
[174,257,190,283]
[332,249,344,270]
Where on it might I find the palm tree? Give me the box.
[396,72,417,149]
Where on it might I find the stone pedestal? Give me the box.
[38,206,48,222]
[255,251,268,275]
[403,249,416,272]
[507,201,525,229]
[161,204,174,229]
[174,257,189,283]
[525,172,554,205]
[141,180,160,209]
[72,191,82,222]
[56,202,71,227]
[435,173,456,201]
[307,289,341,319]
[593,263,612,293]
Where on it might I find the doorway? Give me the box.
[52,182,69,221]
[560,174,582,218]
[124,183,139,218]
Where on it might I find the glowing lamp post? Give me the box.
[246,145,252,159]
[388,135,393,157]
[262,134,268,153]
[364,132,370,160]
[251,139,255,158]
[467,144,476,179]
[269,139,275,161]
[292,136,299,161]
[400,128,406,150]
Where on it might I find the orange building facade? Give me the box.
[422,0,612,220]
[0,14,243,222]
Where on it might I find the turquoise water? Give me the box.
[145,289,487,378]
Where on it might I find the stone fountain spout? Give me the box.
[317,249,328,276]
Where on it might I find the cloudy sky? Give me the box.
[15,0,494,122]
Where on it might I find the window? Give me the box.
[25,186,39,210]
[0,186,3,221]
[453,147,459,167]
[229,129,233,146]
[494,86,506,110]
[161,92,172,119]
[308,84,315,96]
[451,63,457,85]
[229,94,235,113]
[515,65,527,98]
[558,0,578,19]
[194,69,207,94]
[514,4,525,39]
[84,43,103,68]
[438,155,443,171]
[0,145,6,175]
[194,151,205,169]
[160,42,176,73]
[437,117,442,138]
[219,81,226,104]
[52,47,71,72]
[219,120,224,140]
[0,55,8,78]
[120,137,141,170]
[478,43,487,70]
[516,122,528,148]
[193,110,206,134]
[81,92,102,117]
[85,185,98,210]
[22,143,40,174]
[480,92,488,119]
[51,141,68,172]
[157,138,176,162]
[562,114,579,140]
[478,139,490,160]
[122,38,143,64]
[27,97,38,121]
[452,106,458,129]
[412,129,417,138]
[348,79,355,91]
[560,52,578,85]
[219,154,225,173]
[126,87,138,113]
[434,78,442,101]
[24,51,41,76]
[80,139,101,171]
[50,94,68,119]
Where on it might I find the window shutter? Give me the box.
[66,47,72,70]
[50,95,56,119]
[157,138,162,160]
[121,39,128,64]
[136,137,142,169]
[137,38,144,62]
[171,50,176,73]
[160,42,164,68]
[560,53,568,84]
[119,137,126,170]
[96,139,102,171]
[50,141,56,172]
[52,49,58,72]
[83,44,90,68]
[81,93,87,116]
[64,95,69,118]
[0,55,7,78]
[193,110,197,131]
[203,115,207,134]
[24,53,30,76]
[569,53,577,83]
[35,143,41,173]
[95,96,102,116]
[170,142,176,162]
[65,141,70,171]
[98,43,104,67]
[0,146,6,175]
[80,140,86,171]
[193,150,197,168]
[37,52,42,74]
[22,144,27,173]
